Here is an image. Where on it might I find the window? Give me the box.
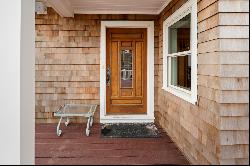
[121,49,133,88]
[163,0,197,104]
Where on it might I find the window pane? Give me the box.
[168,14,191,54]
[169,54,191,90]
[121,49,133,88]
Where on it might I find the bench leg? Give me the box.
[86,117,91,136]
[90,116,94,127]
[65,117,70,126]
[57,117,63,136]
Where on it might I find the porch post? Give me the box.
[0,0,35,164]
[20,0,35,164]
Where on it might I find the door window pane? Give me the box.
[121,49,133,88]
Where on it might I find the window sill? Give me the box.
[162,86,197,105]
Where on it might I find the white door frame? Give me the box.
[100,21,155,123]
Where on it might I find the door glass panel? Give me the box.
[121,49,133,88]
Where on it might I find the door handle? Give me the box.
[106,66,111,86]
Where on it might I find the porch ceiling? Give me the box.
[44,0,172,17]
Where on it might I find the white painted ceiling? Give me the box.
[44,0,171,17]
[71,0,169,14]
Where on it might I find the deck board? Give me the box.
[36,123,189,165]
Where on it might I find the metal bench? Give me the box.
[54,104,97,136]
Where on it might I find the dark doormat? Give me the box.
[101,123,161,138]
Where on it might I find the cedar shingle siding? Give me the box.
[35,0,249,164]
[157,0,249,164]
[35,8,159,123]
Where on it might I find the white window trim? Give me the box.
[162,0,197,105]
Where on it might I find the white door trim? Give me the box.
[100,21,155,123]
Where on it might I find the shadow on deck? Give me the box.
[36,123,189,165]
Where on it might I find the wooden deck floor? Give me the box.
[36,123,189,165]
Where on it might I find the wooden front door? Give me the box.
[106,28,147,115]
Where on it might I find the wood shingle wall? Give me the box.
[216,0,249,164]
[157,0,219,164]
[35,8,159,123]
[156,0,249,164]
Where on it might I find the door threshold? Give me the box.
[100,115,155,123]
